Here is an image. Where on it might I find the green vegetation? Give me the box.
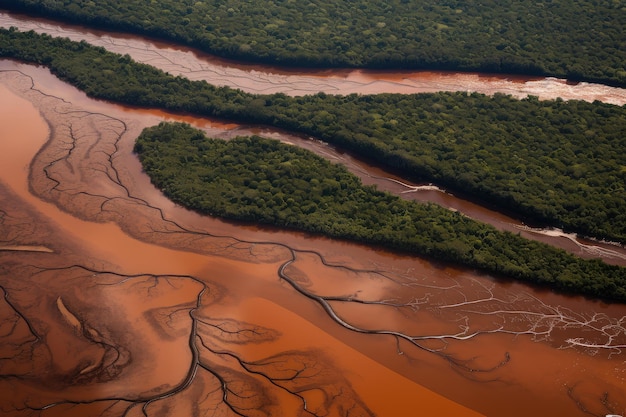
[1,0,625,86]
[1,28,625,244]
[135,122,626,302]
[264,92,626,243]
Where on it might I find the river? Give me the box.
[0,11,625,417]
[2,12,626,105]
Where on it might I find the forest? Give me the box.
[1,0,625,87]
[135,122,626,302]
[1,27,625,245]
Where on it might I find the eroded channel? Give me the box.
[1,59,625,417]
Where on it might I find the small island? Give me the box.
[135,122,626,302]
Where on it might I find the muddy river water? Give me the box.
[0,11,625,417]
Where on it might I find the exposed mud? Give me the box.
[0,61,625,417]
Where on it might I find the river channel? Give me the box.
[0,11,625,417]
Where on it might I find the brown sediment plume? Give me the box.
[0,62,625,417]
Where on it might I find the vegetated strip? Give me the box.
[134,122,626,302]
[1,27,625,245]
[1,0,625,87]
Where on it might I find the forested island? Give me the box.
[135,122,626,302]
[2,28,625,244]
[1,0,625,87]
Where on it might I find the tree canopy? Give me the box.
[135,122,626,302]
[2,0,625,86]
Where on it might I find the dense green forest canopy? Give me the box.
[263,92,626,243]
[1,28,625,244]
[1,0,625,86]
[135,122,626,302]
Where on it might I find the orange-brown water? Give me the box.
[1,61,625,417]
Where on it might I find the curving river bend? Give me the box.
[0,11,625,417]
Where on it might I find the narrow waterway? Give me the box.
[2,11,626,105]
[1,60,625,417]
